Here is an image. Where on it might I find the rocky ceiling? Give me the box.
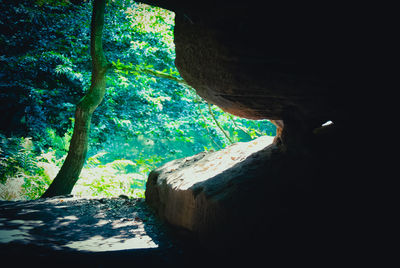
[139,1,373,128]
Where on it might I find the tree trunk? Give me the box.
[41,0,108,198]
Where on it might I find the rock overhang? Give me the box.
[139,0,378,257]
[138,1,371,125]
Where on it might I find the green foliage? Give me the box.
[0,135,39,181]
[73,165,146,199]
[72,151,147,198]
[0,134,59,199]
[0,0,90,137]
[0,1,276,200]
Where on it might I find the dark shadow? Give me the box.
[151,133,363,264]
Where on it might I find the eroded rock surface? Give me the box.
[146,136,274,229]
[146,136,321,251]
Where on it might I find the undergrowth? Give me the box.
[0,133,147,200]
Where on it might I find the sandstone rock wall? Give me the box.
[145,134,348,251]
[141,0,378,258]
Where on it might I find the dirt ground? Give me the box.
[0,196,205,267]
[0,195,337,267]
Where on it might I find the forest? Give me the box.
[0,0,276,200]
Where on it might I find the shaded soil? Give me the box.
[0,196,204,267]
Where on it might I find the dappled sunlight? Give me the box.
[66,234,158,252]
[0,196,165,252]
[0,229,32,243]
[0,218,44,243]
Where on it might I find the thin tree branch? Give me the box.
[207,103,233,145]
[110,63,188,86]
[112,63,234,146]
[195,96,221,150]
[229,115,253,139]
[138,68,187,85]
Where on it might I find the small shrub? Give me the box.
[0,176,24,201]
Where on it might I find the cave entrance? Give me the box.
[69,2,277,199]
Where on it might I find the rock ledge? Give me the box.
[145,136,304,250]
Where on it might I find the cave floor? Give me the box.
[0,196,201,266]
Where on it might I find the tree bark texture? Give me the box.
[42,0,108,198]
